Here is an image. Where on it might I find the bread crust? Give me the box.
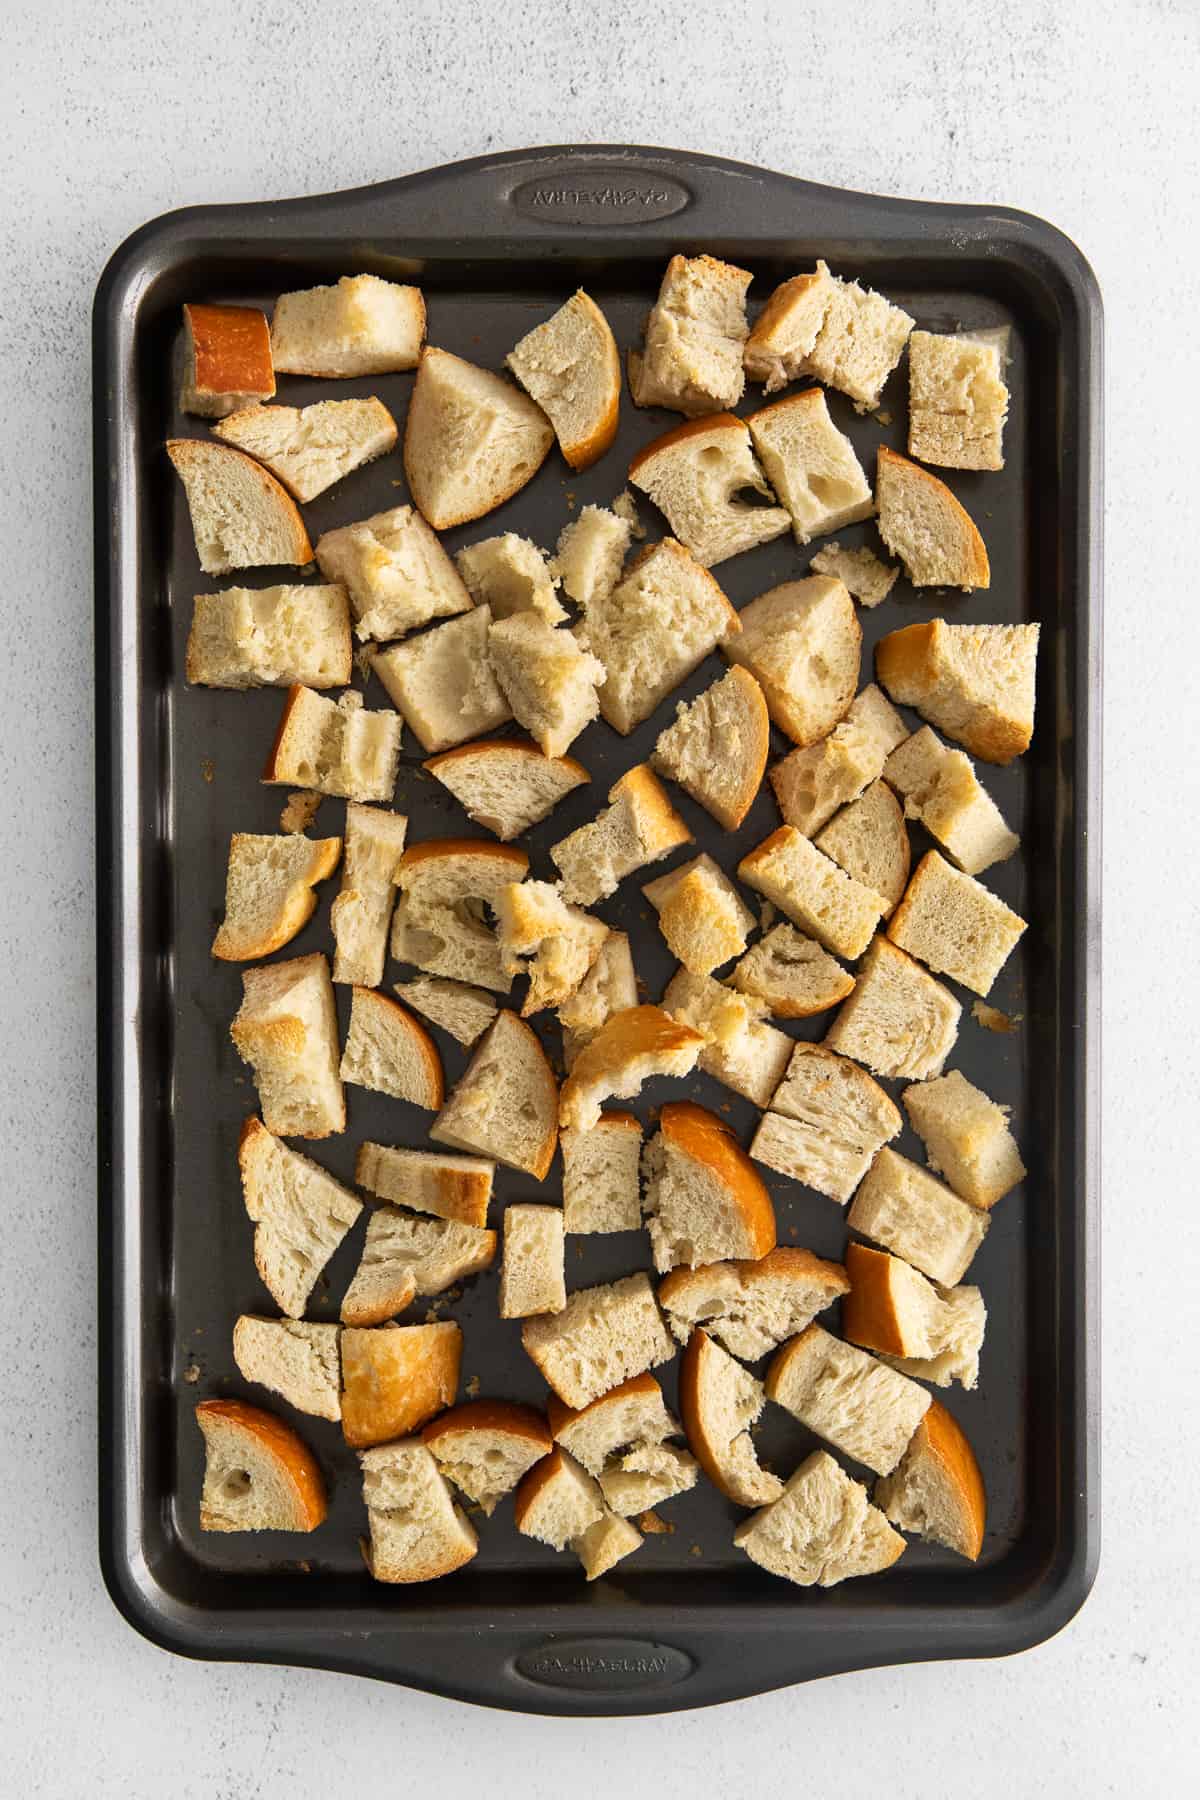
[195,1398,327,1531]
[398,837,530,877]
[842,1241,909,1355]
[166,439,313,569]
[341,987,445,1109]
[558,1005,706,1132]
[659,1245,849,1316]
[422,1398,553,1455]
[880,1399,987,1560]
[545,1371,663,1442]
[424,740,589,782]
[679,1328,775,1505]
[657,1101,777,1261]
[212,833,342,962]
[627,411,747,478]
[512,1445,577,1533]
[341,1322,462,1448]
[182,304,275,410]
[876,446,990,589]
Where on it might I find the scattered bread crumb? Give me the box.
[612,491,645,539]
[689,1543,703,1558]
[200,758,214,784]
[638,1510,674,1535]
[565,490,577,510]
[279,790,322,833]
[182,1363,200,1384]
[465,1375,481,1399]
[876,410,893,426]
[296,1560,312,1574]
[973,1000,1022,1034]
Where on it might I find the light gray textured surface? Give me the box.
[1,0,1194,1791]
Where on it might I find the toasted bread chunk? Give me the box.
[404,346,553,529]
[514,1446,605,1548]
[507,289,621,469]
[651,665,770,831]
[629,253,751,415]
[360,1439,478,1583]
[642,1101,776,1274]
[738,825,886,960]
[765,1325,930,1475]
[271,274,424,376]
[231,955,345,1138]
[560,1113,643,1234]
[373,607,511,753]
[180,303,275,417]
[329,804,407,987]
[877,619,1038,764]
[679,1328,781,1506]
[355,1142,494,1228]
[771,683,907,836]
[734,1449,905,1586]
[341,1205,496,1325]
[729,923,854,1019]
[876,447,990,588]
[746,389,873,544]
[551,764,692,906]
[825,935,961,1079]
[339,987,444,1109]
[196,1399,326,1533]
[908,329,1008,472]
[629,415,790,566]
[341,1321,462,1448]
[500,1204,567,1318]
[875,1400,986,1559]
[487,612,604,758]
[577,538,741,734]
[902,1069,1025,1208]
[888,851,1026,996]
[559,931,638,1070]
[644,854,755,976]
[263,687,402,804]
[884,726,1019,874]
[743,264,837,392]
[456,532,566,625]
[212,832,341,962]
[848,1148,989,1286]
[816,780,911,914]
[422,1401,553,1515]
[751,1042,901,1203]
[213,397,397,503]
[186,583,352,688]
[723,577,860,747]
[390,838,527,993]
[315,504,472,643]
[551,504,632,608]
[493,880,608,1016]
[658,1246,848,1360]
[237,1117,361,1316]
[548,1373,698,1516]
[425,740,588,842]
[743,261,913,409]
[558,1005,705,1133]
[167,438,312,576]
[809,540,899,608]
[662,968,793,1108]
[843,1241,986,1389]
[522,1273,676,1410]
[574,1510,644,1580]
[393,976,498,1047]
[430,1010,559,1178]
[232,1317,342,1421]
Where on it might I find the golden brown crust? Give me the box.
[211,834,342,963]
[512,1445,570,1531]
[744,275,826,357]
[353,1143,494,1228]
[678,1328,758,1504]
[261,684,306,784]
[901,1400,987,1560]
[657,1101,776,1261]
[183,303,275,405]
[876,447,990,589]
[398,837,530,875]
[559,1005,705,1130]
[346,988,445,1110]
[423,740,590,784]
[545,1371,662,1441]
[166,439,313,565]
[422,1398,552,1454]
[658,1245,849,1312]
[627,411,747,478]
[560,291,622,469]
[340,1269,418,1329]
[609,762,694,847]
[195,1398,327,1531]
[341,1323,462,1449]
[743,386,826,429]
[842,1241,908,1355]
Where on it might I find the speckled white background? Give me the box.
[1,0,1194,1791]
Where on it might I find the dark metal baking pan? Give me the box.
[94,145,1101,1714]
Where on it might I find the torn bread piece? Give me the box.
[843,1241,986,1390]
[167,438,312,576]
[430,1009,559,1179]
[455,532,566,625]
[404,346,554,529]
[339,987,444,1110]
[561,1113,643,1234]
[341,1321,462,1448]
[232,1318,342,1422]
[876,619,1039,765]
[355,1142,494,1229]
[238,1117,362,1316]
[263,686,402,804]
[643,854,755,976]
[548,1374,698,1516]
[746,389,873,544]
[888,851,1026,996]
[500,1204,567,1319]
[315,504,471,643]
[180,302,274,417]
[765,1325,930,1476]
[360,1440,478,1584]
[884,726,1019,874]
[876,447,990,588]
[662,968,792,1108]
[515,1448,640,1578]
[390,838,528,993]
[212,832,341,962]
[521,1272,676,1410]
[628,414,790,566]
[743,262,837,393]
[493,880,608,1016]
[330,804,407,987]
[551,763,692,905]
[770,683,907,837]
[425,740,588,842]
[809,541,899,608]
[642,1101,776,1274]
[738,825,886,961]
[373,607,511,753]
[816,779,911,915]
[848,1148,989,1286]
[577,538,741,734]
[270,273,424,376]
[873,1400,987,1559]
[729,923,854,1019]
[659,1247,848,1361]
[558,1005,705,1134]
[744,261,913,408]
[186,583,351,688]
[393,976,497,1047]
[506,289,621,469]
[559,931,638,1070]
[651,664,770,831]
[487,612,604,758]
[825,935,961,1079]
[196,1399,326,1533]
[213,397,397,503]
[551,504,632,608]
[422,1401,553,1516]
[908,328,1009,472]
[575,1510,644,1581]
[723,576,860,747]
[902,1069,1025,1209]
[231,955,345,1139]
[679,1328,781,1506]
[734,1449,905,1586]
[751,1042,902,1203]
[629,253,751,415]
[341,1205,496,1325]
